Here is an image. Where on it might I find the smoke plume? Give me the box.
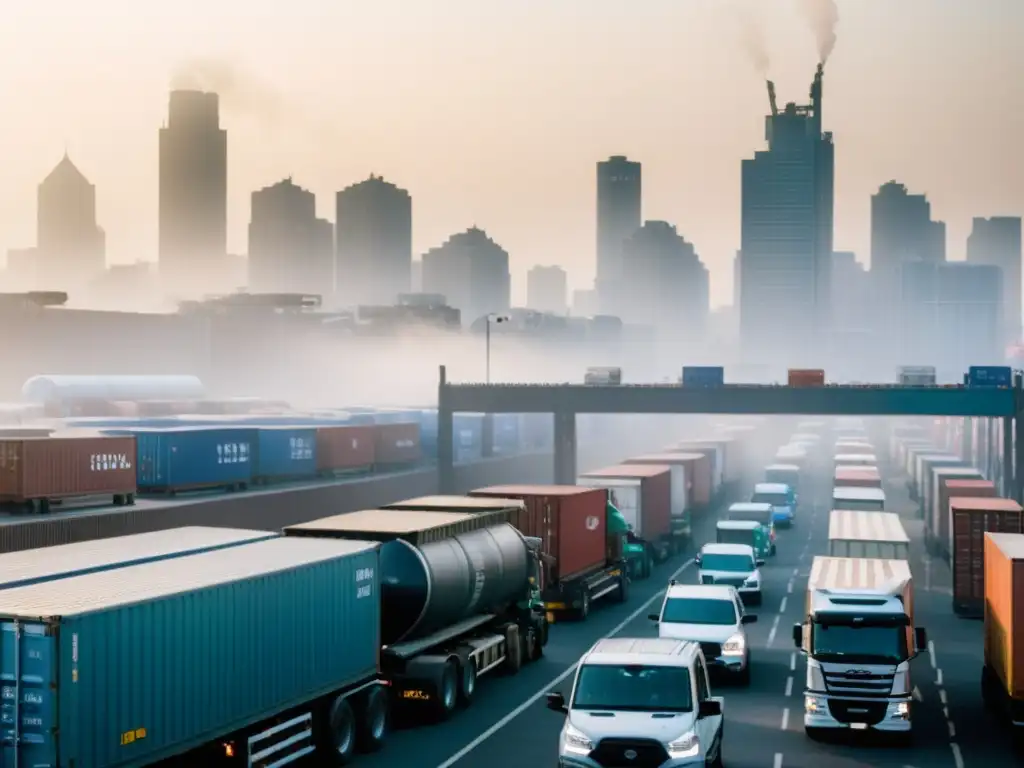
[738,12,771,74]
[796,0,839,64]
[170,58,286,120]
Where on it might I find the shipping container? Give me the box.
[453,413,484,463]
[577,465,672,558]
[316,424,376,473]
[788,369,826,387]
[681,366,725,388]
[584,367,622,385]
[374,422,422,466]
[833,466,882,489]
[673,442,724,494]
[674,452,713,509]
[253,426,317,481]
[835,441,874,455]
[674,438,743,489]
[0,527,276,589]
[968,365,1013,388]
[806,556,914,623]
[927,466,983,544]
[828,510,910,560]
[911,453,962,500]
[0,536,381,768]
[982,532,1024,724]
[898,366,937,386]
[951,497,1024,617]
[832,486,886,512]
[833,453,877,468]
[0,435,137,510]
[935,479,997,561]
[117,426,256,493]
[623,456,689,512]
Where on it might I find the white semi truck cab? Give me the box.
[793,557,927,744]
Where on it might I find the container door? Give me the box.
[0,620,58,767]
[670,466,685,515]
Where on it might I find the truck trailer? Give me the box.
[982,532,1024,737]
[827,510,910,560]
[577,465,673,565]
[623,454,697,546]
[794,556,927,743]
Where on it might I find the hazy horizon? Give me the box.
[1,0,1021,306]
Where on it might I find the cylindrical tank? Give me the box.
[380,522,531,646]
[21,375,205,403]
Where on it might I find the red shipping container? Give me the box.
[579,464,671,539]
[951,496,1023,617]
[316,425,376,472]
[984,533,1024,701]
[623,454,696,511]
[834,467,881,489]
[0,435,137,505]
[788,369,825,387]
[937,480,996,561]
[469,485,608,581]
[374,422,422,465]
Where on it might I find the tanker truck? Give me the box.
[283,505,548,722]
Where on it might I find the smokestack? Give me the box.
[810,63,823,129]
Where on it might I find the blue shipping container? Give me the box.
[109,426,257,490]
[0,527,276,590]
[454,413,484,462]
[0,537,380,768]
[967,365,1013,388]
[254,426,318,479]
[420,409,440,459]
[682,366,725,388]
[492,413,521,454]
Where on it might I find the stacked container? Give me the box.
[933,479,996,562]
[982,532,1024,725]
[951,497,1024,617]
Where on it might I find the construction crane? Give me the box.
[766,80,779,116]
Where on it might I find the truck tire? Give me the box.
[503,625,523,674]
[529,618,545,660]
[458,657,478,706]
[432,659,459,720]
[322,695,357,765]
[615,572,630,603]
[576,591,591,621]
[356,686,389,753]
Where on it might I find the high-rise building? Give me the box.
[739,66,834,366]
[619,221,710,336]
[421,227,510,325]
[967,216,1022,345]
[335,175,412,307]
[830,251,870,331]
[248,178,334,296]
[572,288,600,317]
[596,156,642,315]
[158,90,227,295]
[37,154,106,293]
[870,181,945,278]
[411,260,423,293]
[899,261,1002,380]
[526,265,568,315]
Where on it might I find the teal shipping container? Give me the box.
[0,527,277,590]
[0,536,381,768]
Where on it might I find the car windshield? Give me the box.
[766,471,797,487]
[717,528,755,546]
[700,553,754,572]
[811,622,909,664]
[728,510,771,525]
[661,597,738,625]
[572,663,693,712]
[752,493,790,507]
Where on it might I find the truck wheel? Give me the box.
[530,619,545,660]
[432,660,459,720]
[356,686,389,753]
[458,658,478,706]
[503,626,523,674]
[524,627,539,662]
[615,572,629,603]
[322,695,357,765]
[576,592,591,621]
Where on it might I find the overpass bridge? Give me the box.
[435,365,1023,501]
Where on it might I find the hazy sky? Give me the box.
[1,0,1021,306]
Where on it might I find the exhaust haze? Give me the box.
[734,1,771,74]
[796,0,840,64]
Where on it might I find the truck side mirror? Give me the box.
[698,699,721,718]
[648,613,660,622]
[914,627,928,653]
[756,559,765,567]
[792,623,803,649]
[741,614,757,624]
[546,691,568,714]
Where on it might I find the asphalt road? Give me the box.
[356,447,1022,768]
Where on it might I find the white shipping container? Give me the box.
[828,510,910,560]
[576,477,644,535]
[898,366,937,386]
[806,556,913,618]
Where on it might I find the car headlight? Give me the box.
[744,576,759,587]
[562,723,593,755]
[667,730,700,759]
[722,632,745,656]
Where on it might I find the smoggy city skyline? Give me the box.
[0,0,1021,305]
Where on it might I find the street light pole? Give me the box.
[485,314,509,383]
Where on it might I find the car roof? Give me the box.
[729,502,773,512]
[753,482,789,494]
[834,453,877,461]
[582,637,700,667]
[666,583,737,601]
[700,542,756,557]
[717,520,760,530]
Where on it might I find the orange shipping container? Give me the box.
[951,497,1023,617]
[0,435,137,507]
[935,479,996,561]
[984,532,1024,702]
[788,369,825,387]
[373,422,422,465]
[316,425,376,472]
[833,467,882,489]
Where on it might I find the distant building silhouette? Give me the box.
[37,154,106,293]
[248,178,333,297]
[2,248,39,291]
[739,66,834,367]
[572,288,599,316]
[732,250,742,307]
[527,265,568,315]
[967,216,1022,345]
[596,156,642,315]
[335,175,412,307]
[422,227,510,325]
[411,259,423,292]
[619,221,709,337]
[830,251,870,331]
[158,90,227,295]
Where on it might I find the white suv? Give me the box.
[696,543,764,606]
[546,637,724,767]
[649,583,757,685]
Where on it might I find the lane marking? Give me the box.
[928,640,936,669]
[936,668,943,686]
[779,597,788,614]
[767,614,780,646]
[939,689,947,705]
[790,652,796,671]
[780,708,789,730]
[433,558,696,768]
[785,676,793,696]
[948,721,956,738]
[792,568,799,577]
[773,753,783,768]
[786,581,794,594]
[943,706,950,719]
[951,742,964,768]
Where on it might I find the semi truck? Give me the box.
[793,555,927,743]
[981,532,1024,739]
[624,453,699,546]
[827,510,910,560]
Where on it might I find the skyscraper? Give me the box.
[830,251,870,331]
[37,154,106,293]
[526,265,568,315]
[335,175,412,307]
[158,90,227,295]
[967,216,1022,345]
[421,227,510,325]
[596,156,642,315]
[248,178,334,296]
[739,66,834,366]
[870,181,945,278]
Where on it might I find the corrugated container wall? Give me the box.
[936,479,997,560]
[374,422,422,465]
[123,427,256,491]
[674,443,724,494]
[316,424,376,472]
[928,470,985,551]
[0,435,137,502]
[952,497,1023,616]
[983,532,1024,700]
[253,426,317,479]
[923,464,979,523]
[681,453,713,509]
[624,457,688,514]
[0,537,381,768]
[599,465,672,538]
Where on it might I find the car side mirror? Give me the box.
[698,699,721,718]
[648,613,660,622]
[756,559,765,567]
[914,627,928,653]
[546,691,567,714]
[694,555,701,566]
[741,614,757,624]
[792,623,804,650]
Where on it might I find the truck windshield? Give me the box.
[752,493,790,507]
[661,597,738,625]
[811,622,909,664]
[572,664,692,713]
[700,553,754,572]
[717,528,754,546]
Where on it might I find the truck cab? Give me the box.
[751,482,796,528]
[725,502,776,556]
[764,463,800,495]
[833,486,886,512]
[716,520,771,560]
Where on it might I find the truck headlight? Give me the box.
[890,668,911,697]
[667,730,700,759]
[807,661,826,692]
[722,632,745,656]
[563,723,593,755]
[744,576,759,587]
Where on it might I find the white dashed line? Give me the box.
[779,597,788,614]
[773,753,783,768]
[790,652,796,671]
[780,708,789,730]
[948,721,956,738]
[951,742,965,768]
[936,668,943,686]
[785,676,793,696]
[792,568,799,577]
[786,581,794,594]
[943,706,950,719]
[928,640,937,668]
[939,689,947,705]
[767,614,780,646]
